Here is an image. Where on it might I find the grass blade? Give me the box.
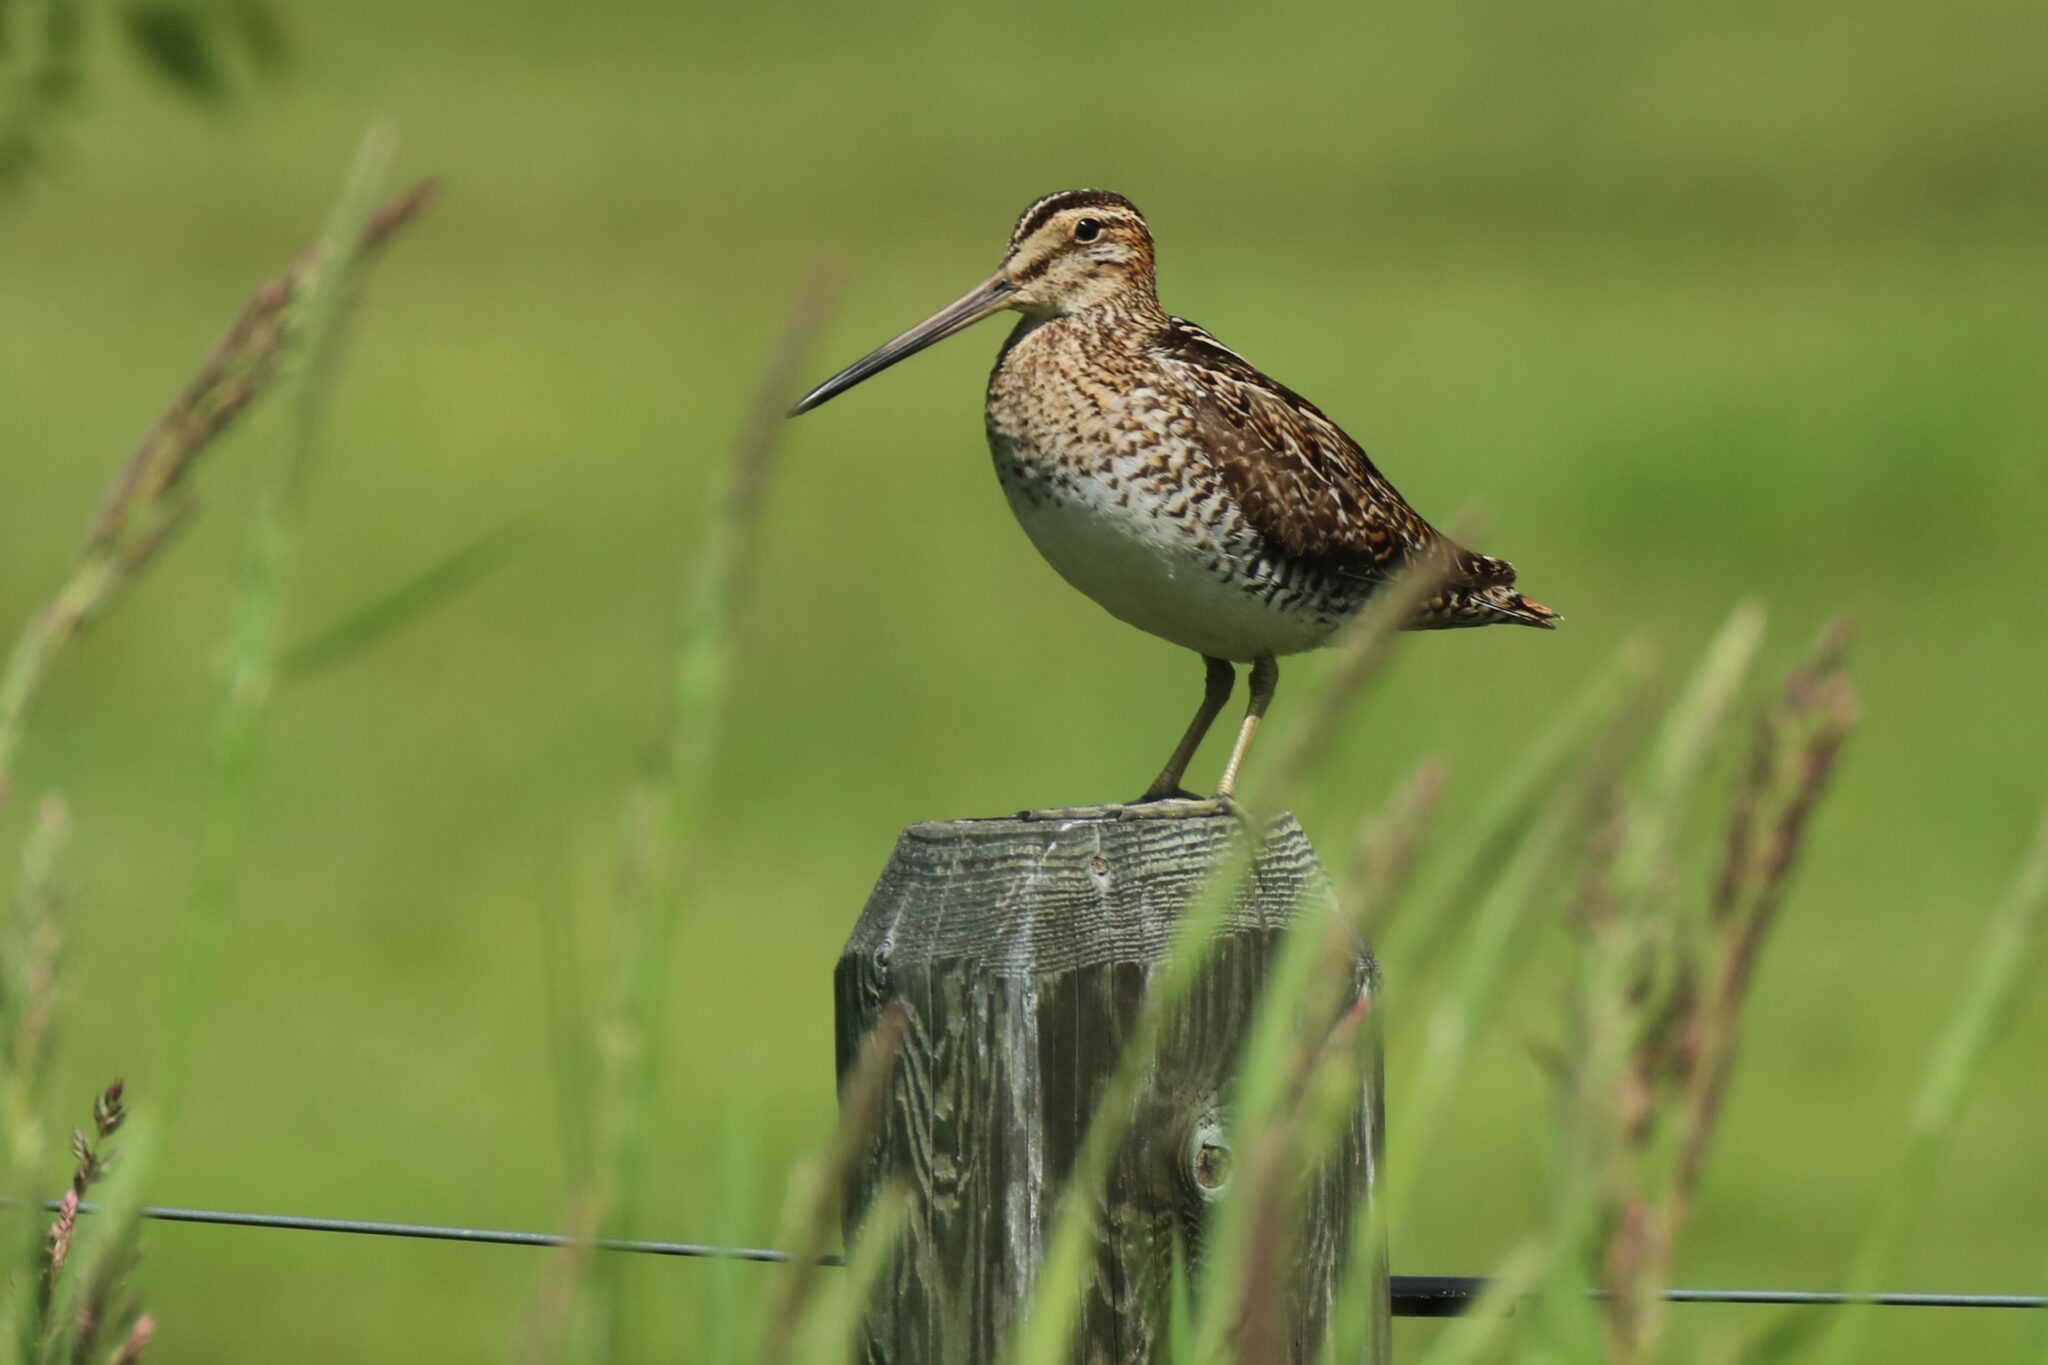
[534,862,595,1184]
[1814,804,2048,1365]
[277,523,517,681]
[788,1185,911,1365]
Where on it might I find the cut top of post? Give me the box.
[845,810,1337,977]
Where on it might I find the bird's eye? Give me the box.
[1073,218,1102,243]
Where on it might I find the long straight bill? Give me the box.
[788,273,1014,415]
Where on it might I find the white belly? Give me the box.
[994,448,1338,662]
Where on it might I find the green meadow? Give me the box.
[2,0,2044,1358]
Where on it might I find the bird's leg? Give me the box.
[1214,655,1278,800]
[1137,656,1235,802]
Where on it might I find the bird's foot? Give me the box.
[1016,801,1134,822]
[1118,794,1244,821]
[1015,794,1249,823]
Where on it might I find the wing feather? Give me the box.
[1154,317,1514,591]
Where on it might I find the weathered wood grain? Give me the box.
[834,810,1387,1364]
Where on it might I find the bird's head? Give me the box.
[999,190,1156,316]
[790,189,1156,416]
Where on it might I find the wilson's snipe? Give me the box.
[792,190,1558,803]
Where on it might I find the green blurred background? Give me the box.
[3,0,2045,1359]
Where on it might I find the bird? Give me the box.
[790,189,1558,805]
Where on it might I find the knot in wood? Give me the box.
[1190,1117,1233,1198]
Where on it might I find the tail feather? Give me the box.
[1488,587,1562,629]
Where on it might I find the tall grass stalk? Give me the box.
[756,1002,907,1365]
[785,1186,911,1365]
[519,266,838,1364]
[1319,647,1653,1365]
[607,262,838,1214]
[36,1083,152,1363]
[1812,804,2048,1365]
[1193,605,1837,1365]
[0,158,434,806]
[1192,765,1446,1365]
[701,1092,769,1365]
[1318,638,1667,1364]
[39,125,420,1365]
[1396,618,1857,1365]
[534,861,595,1191]
[1,798,66,1178]
[0,795,153,1362]
[1553,605,1777,1362]
[1433,616,1850,1365]
[0,127,428,1365]
[0,797,69,1361]
[157,125,410,1111]
[1383,635,1665,1251]
[1610,601,1768,907]
[1621,623,1859,1358]
[0,817,153,1364]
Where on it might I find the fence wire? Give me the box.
[39,1200,2046,1319]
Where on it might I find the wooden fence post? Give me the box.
[834,809,1388,1364]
